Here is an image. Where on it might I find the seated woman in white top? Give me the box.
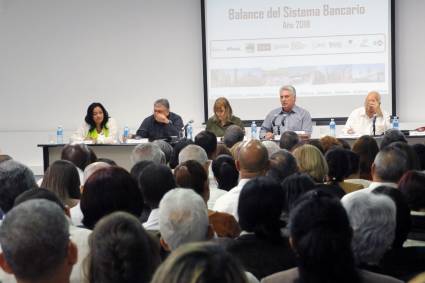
[71,102,118,144]
[343,91,391,135]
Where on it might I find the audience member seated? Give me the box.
[279,131,299,151]
[262,140,280,158]
[151,242,251,283]
[130,143,166,165]
[412,144,425,171]
[61,143,92,173]
[174,160,240,238]
[206,97,245,137]
[345,150,371,188]
[0,160,37,217]
[138,163,176,231]
[352,135,379,180]
[227,177,296,279]
[71,102,118,144]
[387,142,421,171]
[80,167,143,229]
[169,138,193,169]
[130,160,154,222]
[223,125,245,149]
[266,150,298,184]
[342,191,397,273]
[195,130,218,160]
[306,139,324,154]
[215,143,232,157]
[319,135,342,153]
[230,141,244,160]
[211,154,239,191]
[338,138,352,150]
[95,157,117,166]
[292,144,328,183]
[0,200,78,283]
[380,129,408,150]
[325,148,363,194]
[152,140,174,165]
[262,190,402,283]
[41,160,81,208]
[84,212,160,283]
[158,188,211,252]
[214,140,269,220]
[12,188,92,283]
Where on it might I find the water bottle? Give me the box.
[187,122,193,140]
[123,126,129,143]
[392,116,399,130]
[329,118,336,137]
[251,121,257,139]
[56,126,64,144]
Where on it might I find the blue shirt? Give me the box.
[260,105,313,138]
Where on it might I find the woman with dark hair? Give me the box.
[71,102,118,144]
[352,135,379,180]
[80,166,143,229]
[227,176,296,279]
[206,97,244,137]
[174,160,240,238]
[84,212,160,283]
[41,160,81,208]
[211,154,239,191]
[262,190,402,283]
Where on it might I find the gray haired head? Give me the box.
[0,199,70,281]
[342,191,396,265]
[153,140,174,164]
[0,160,37,213]
[380,129,407,150]
[373,146,408,183]
[131,143,166,165]
[279,85,297,97]
[83,161,111,184]
[223,125,244,149]
[262,140,280,158]
[178,144,208,166]
[154,98,170,110]
[159,188,209,251]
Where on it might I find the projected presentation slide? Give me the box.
[203,0,393,119]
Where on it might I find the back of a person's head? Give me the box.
[41,160,81,203]
[0,199,74,282]
[150,242,248,283]
[412,143,425,171]
[399,170,425,211]
[267,149,298,183]
[130,160,154,184]
[214,143,232,157]
[352,135,379,180]
[0,160,37,213]
[61,143,92,170]
[373,186,411,249]
[83,161,111,184]
[169,138,194,169]
[341,191,396,265]
[373,146,408,183]
[238,176,284,241]
[211,154,238,191]
[159,188,209,251]
[293,144,328,183]
[380,129,408,150]
[306,139,324,154]
[325,147,351,183]
[289,190,359,282]
[195,131,217,160]
[346,151,360,176]
[81,166,143,229]
[152,140,174,164]
[131,143,166,165]
[262,140,280,158]
[178,144,208,166]
[86,212,160,283]
[223,125,244,149]
[14,188,65,211]
[174,160,208,197]
[279,131,299,151]
[387,141,420,171]
[237,140,269,176]
[319,135,342,153]
[138,163,175,209]
[281,173,316,214]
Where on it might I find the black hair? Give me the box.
[279,131,300,151]
[85,102,110,132]
[195,131,218,160]
[281,173,315,215]
[346,150,360,176]
[387,142,420,171]
[380,129,408,150]
[169,138,194,169]
[412,144,425,171]
[325,148,351,183]
[211,154,238,191]
[61,143,92,170]
[267,150,298,183]
[399,170,425,211]
[14,188,65,211]
[174,160,207,197]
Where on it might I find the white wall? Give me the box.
[1,0,424,174]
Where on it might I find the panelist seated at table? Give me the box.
[136,98,184,140]
[71,102,118,144]
[342,91,391,136]
[260,85,313,140]
[206,97,244,137]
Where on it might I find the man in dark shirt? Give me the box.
[136,98,184,140]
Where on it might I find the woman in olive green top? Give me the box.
[206,97,244,137]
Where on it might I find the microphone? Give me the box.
[271,114,279,135]
[183,120,194,138]
[372,114,377,136]
[281,114,288,127]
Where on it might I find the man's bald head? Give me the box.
[237,140,269,177]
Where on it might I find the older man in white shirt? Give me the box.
[343,91,391,136]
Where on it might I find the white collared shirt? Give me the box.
[143,208,160,231]
[213,179,250,221]
[343,107,391,135]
